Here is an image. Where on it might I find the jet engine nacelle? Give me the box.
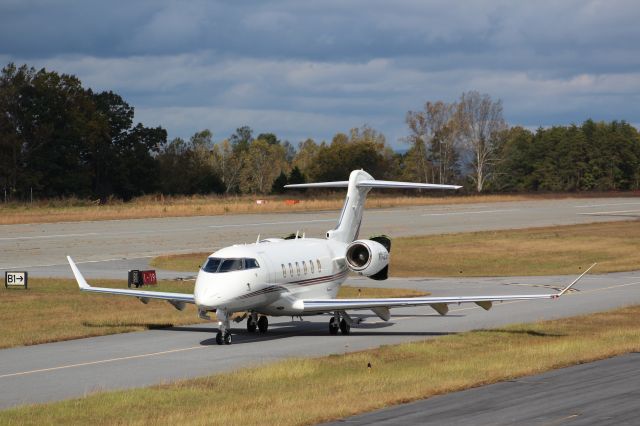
[345,239,389,277]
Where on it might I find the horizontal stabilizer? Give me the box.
[357,180,462,190]
[285,179,460,190]
[285,181,349,188]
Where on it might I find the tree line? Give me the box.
[1,63,639,201]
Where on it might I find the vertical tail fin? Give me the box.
[285,170,461,243]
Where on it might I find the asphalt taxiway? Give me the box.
[325,352,640,425]
[0,270,639,409]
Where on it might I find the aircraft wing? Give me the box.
[67,256,195,304]
[301,264,595,315]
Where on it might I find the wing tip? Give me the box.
[558,263,597,296]
[67,256,91,289]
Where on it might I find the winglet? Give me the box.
[557,263,597,296]
[67,256,91,290]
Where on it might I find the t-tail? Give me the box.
[285,170,461,243]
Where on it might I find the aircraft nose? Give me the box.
[194,273,220,307]
[194,271,248,310]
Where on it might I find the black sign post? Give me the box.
[128,270,141,288]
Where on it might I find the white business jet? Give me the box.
[67,170,594,345]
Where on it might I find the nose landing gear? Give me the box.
[215,309,233,345]
[215,330,232,345]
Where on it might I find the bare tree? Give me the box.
[404,108,433,183]
[404,101,459,184]
[457,91,507,192]
[425,101,459,184]
[212,139,242,194]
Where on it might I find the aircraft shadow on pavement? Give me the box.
[199,326,456,346]
[153,314,466,344]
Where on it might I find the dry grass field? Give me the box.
[0,279,426,349]
[151,220,640,276]
[392,220,640,276]
[0,192,617,225]
[1,304,638,425]
[0,278,203,349]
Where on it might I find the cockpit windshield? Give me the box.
[202,257,260,273]
[219,258,243,272]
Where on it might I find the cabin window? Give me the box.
[295,262,300,276]
[289,263,293,276]
[309,260,314,273]
[281,264,286,277]
[317,259,321,273]
[303,261,308,274]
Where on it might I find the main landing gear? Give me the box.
[257,315,269,333]
[246,313,268,333]
[247,313,257,332]
[329,312,350,335]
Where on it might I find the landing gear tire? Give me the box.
[216,331,232,345]
[247,316,257,332]
[339,319,350,335]
[329,317,339,335]
[257,316,269,333]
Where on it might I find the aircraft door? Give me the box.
[257,252,278,284]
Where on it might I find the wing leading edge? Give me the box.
[302,264,596,314]
[67,256,195,304]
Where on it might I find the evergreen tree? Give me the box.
[271,171,288,194]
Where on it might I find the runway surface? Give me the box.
[1,196,639,278]
[325,352,640,425]
[1,270,639,409]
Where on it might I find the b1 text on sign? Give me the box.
[5,271,28,288]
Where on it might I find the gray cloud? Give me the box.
[1,1,639,146]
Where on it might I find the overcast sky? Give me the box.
[1,0,639,147]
